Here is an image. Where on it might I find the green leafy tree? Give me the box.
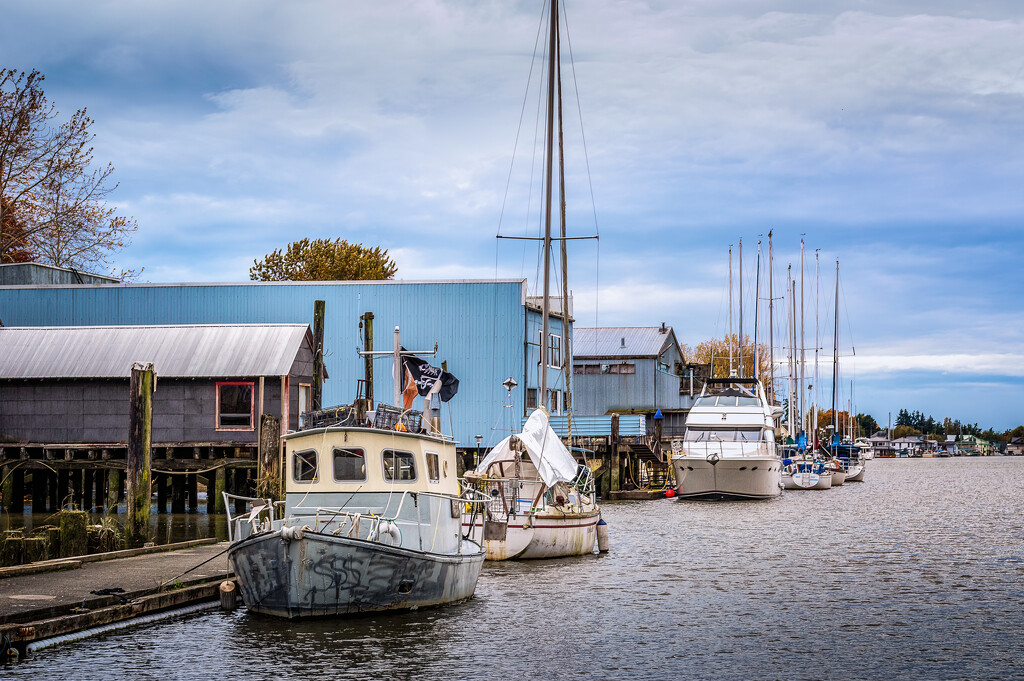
[1,69,137,275]
[856,412,879,435]
[250,237,398,281]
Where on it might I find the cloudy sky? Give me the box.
[4,0,1023,430]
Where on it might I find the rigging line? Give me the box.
[560,0,600,241]
[496,7,546,240]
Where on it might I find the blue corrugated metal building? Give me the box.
[0,280,571,448]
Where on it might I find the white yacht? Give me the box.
[672,378,784,500]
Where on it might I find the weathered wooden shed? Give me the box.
[0,323,318,516]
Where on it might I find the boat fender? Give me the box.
[370,520,402,546]
[596,518,610,553]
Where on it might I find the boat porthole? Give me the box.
[739,466,747,471]
[752,466,758,470]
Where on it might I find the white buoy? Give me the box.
[596,518,610,553]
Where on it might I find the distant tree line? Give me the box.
[886,408,1024,443]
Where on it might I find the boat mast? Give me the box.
[768,231,774,403]
[799,238,805,446]
[814,249,820,448]
[753,239,761,383]
[557,26,570,417]
[728,245,734,377]
[739,238,744,376]
[831,259,840,442]
[540,0,558,404]
[787,265,794,440]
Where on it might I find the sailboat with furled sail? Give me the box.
[462,0,603,559]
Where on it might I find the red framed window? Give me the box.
[217,382,255,430]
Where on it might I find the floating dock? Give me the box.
[0,539,232,658]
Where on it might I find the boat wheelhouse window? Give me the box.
[426,452,440,482]
[333,447,366,482]
[216,382,254,430]
[382,449,417,482]
[736,396,761,406]
[293,449,318,482]
[684,427,763,442]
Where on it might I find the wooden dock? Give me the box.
[0,539,233,659]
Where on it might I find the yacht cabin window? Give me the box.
[426,452,440,482]
[684,427,763,442]
[293,449,318,482]
[333,447,366,482]
[382,449,417,482]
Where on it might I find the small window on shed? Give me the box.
[293,449,318,482]
[217,382,254,429]
[333,447,366,482]
[426,452,440,482]
[382,449,416,482]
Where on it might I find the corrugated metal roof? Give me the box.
[0,324,311,379]
[573,327,676,359]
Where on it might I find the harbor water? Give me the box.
[6,457,1024,680]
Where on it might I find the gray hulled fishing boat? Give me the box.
[224,329,486,619]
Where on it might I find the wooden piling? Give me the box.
[186,473,198,513]
[362,311,375,408]
[105,470,120,516]
[0,465,12,512]
[213,467,226,514]
[126,361,155,548]
[9,467,25,513]
[257,414,282,501]
[610,414,621,494]
[31,472,46,513]
[156,473,169,514]
[171,475,186,514]
[93,470,106,513]
[59,510,88,558]
[313,299,325,411]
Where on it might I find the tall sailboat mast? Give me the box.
[831,259,840,442]
[739,238,744,375]
[753,240,761,382]
[729,246,734,377]
[768,231,775,403]
[540,0,559,401]
[814,249,820,448]
[799,239,805,444]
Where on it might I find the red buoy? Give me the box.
[665,488,676,498]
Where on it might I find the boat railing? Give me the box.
[223,493,279,542]
[464,469,595,518]
[289,488,489,552]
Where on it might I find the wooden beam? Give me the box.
[126,362,155,548]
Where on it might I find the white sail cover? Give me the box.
[473,409,579,487]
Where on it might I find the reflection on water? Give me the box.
[7,458,1024,680]
[1,506,229,545]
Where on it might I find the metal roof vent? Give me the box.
[620,337,626,348]
[660,322,667,333]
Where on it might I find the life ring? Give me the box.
[370,519,402,547]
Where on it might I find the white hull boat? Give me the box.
[672,378,783,500]
[782,459,833,490]
[463,408,601,560]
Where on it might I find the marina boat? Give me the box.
[463,408,601,560]
[223,334,487,619]
[781,456,833,490]
[672,378,784,500]
[832,443,865,482]
[460,0,603,560]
